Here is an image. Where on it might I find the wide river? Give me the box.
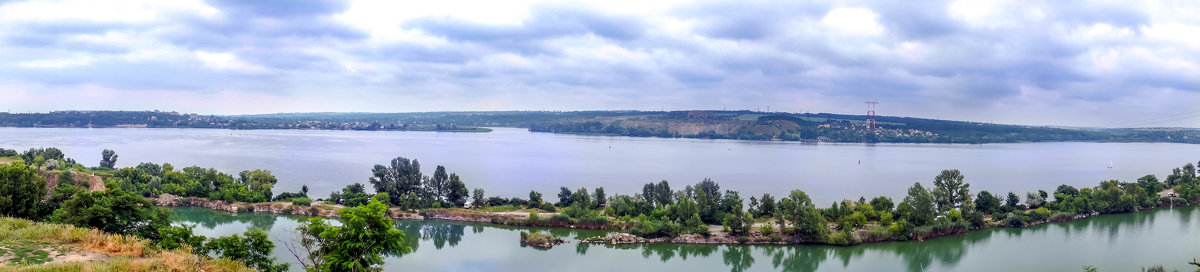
[2,127,1196,204]
[3,127,1200,271]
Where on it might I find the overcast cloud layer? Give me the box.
[1,0,1198,127]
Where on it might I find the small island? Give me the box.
[519,231,566,249]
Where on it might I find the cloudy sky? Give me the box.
[1,0,1198,127]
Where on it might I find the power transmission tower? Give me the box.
[865,100,878,131]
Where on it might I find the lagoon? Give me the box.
[173,205,1200,272]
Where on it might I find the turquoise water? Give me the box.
[174,205,1200,272]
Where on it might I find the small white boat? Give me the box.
[1107,161,1113,169]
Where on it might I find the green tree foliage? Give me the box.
[974,191,1001,215]
[294,199,409,272]
[369,157,423,206]
[593,187,607,209]
[757,193,776,218]
[1005,192,1021,209]
[99,149,118,169]
[695,178,723,224]
[528,190,543,205]
[870,196,895,213]
[273,185,310,201]
[932,169,970,212]
[472,188,485,208]
[721,195,752,236]
[238,169,278,203]
[777,190,829,242]
[0,162,47,219]
[901,182,936,226]
[654,180,673,208]
[446,174,469,208]
[333,183,370,207]
[426,165,449,203]
[51,187,170,240]
[206,228,288,272]
[21,147,67,165]
[157,224,208,252]
[557,186,572,207]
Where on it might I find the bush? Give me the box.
[292,197,312,207]
[758,224,775,236]
[889,219,911,240]
[735,236,750,243]
[1004,212,1027,227]
[1029,207,1051,222]
[540,202,557,212]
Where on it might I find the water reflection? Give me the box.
[172,205,1200,272]
[171,207,279,230]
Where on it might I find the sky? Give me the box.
[1,0,1198,127]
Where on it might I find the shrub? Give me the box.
[1004,212,1027,227]
[539,202,557,212]
[1029,207,1051,222]
[758,224,775,236]
[735,236,750,243]
[292,197,312,207]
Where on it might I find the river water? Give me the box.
[172,205,1200,272]
[4,127,1200,271]
[1,127,1196,204]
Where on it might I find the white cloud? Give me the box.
[194,51,266,72]
[819,7,884,36]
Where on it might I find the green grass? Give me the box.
[0,157,20,165]
[0,241,53,265]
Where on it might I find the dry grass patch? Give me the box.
[0,217,254,272]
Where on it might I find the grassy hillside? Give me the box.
[0,217,253,272]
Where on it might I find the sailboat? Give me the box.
[1107,161,1114,169]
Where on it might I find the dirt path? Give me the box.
[0,243,109,266]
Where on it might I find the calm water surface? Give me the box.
[2,127,1197,204]
[173,205,1200,272]
[6,127,1200,271]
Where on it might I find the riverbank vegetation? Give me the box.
[0,148,409,271]
[6,146,1200,251]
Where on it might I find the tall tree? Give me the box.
[593,187,607,209]
[695,178,722,223]
[932,169,970,212]
[471,188,485,208]
[528,190,543,204]
[777,190,828,242]
[757,193,776,218]
[558,186,573,206]
[974,191,1001,214]
[654,180,673,208]
[902,182,936,226]
[368,157,423,206]
[238,169,278,203]
[100,149,118,168]
[1005,192,1021,208]
[446,173,469,208]
[427,165,449,202]
[0,162,47,219]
